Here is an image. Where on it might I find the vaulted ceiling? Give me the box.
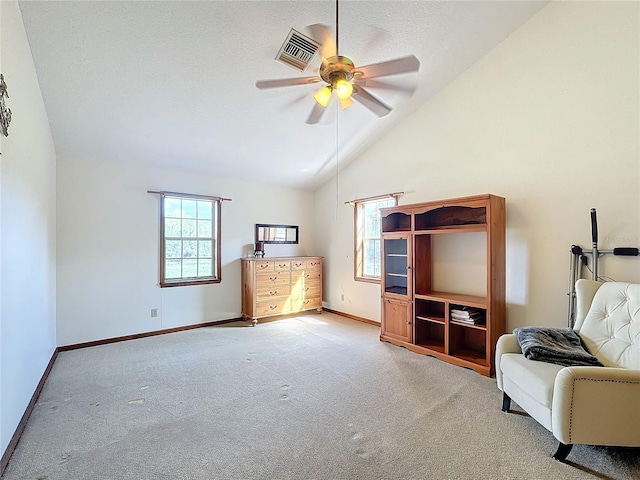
[19,1,548,190]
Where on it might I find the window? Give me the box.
[354,196,397,282]
[160,193,221,287]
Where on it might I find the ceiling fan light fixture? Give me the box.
[314,86,333,107]
[339,96,354,110]
[335,77,353,99]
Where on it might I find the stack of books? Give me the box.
[450,307,485,325]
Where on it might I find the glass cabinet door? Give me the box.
[382,235,411,298]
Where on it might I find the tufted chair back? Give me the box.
[574,281,640,369]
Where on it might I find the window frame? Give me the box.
[159,192,222,288]
[353,195,398,283]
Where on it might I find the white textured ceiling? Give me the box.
[19,0,548,190]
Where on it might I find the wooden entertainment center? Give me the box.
[379,194,505,376]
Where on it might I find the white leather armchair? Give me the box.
[496,280,640,460]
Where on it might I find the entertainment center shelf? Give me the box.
[414,291,487,307]
[379,194,505,376]
[415,226,488,234]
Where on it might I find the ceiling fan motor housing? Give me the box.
[320,56,356,86]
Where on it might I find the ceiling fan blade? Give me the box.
[306,23,337,60]
[351,85,392,117]
[359,26,390,60]
[306,100,328,125]
[353,78,416,95]
[355,55,420,79]
[255,76,321,89]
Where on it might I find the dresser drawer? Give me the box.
[306,259,322,269]
[255,296,321,316]
[290,283,321,299]
[291,259,306,270]
[303,283,321,297]
[291,270,321,284]
[273,260,291,271]
[256,285,291,300]
[256,272,289,286]
[292,259,322,270]
[286,296,322,313]
[299,297,322,310]
[254,261,275,273]
[255,299,288,316]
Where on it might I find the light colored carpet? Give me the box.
[2,313,639,479]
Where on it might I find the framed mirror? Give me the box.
[255,224,299,244]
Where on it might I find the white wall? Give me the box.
[314,1,640,329]
[56,156,315,346]
[0,1,57,457]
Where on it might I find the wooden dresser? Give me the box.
[241,256,323,325]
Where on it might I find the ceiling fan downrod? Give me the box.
[314,0,355,106]
[335,0,339,56]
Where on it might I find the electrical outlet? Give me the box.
[341,294,345,301]
[151,308,158,317]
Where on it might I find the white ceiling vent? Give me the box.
[275,29,321,72]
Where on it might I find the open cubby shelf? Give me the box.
[414,205,487,230]
[451,349,489,365]
[414,316,445,353]
[380,194,505,377]
[415,342,446,354]
[381,212,411,233]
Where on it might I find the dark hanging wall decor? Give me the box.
[0,74,12,139]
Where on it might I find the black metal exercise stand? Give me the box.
[567,208,639,328]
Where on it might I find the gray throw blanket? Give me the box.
[513,327,604,367]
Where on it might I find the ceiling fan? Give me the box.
[255,0,420,125]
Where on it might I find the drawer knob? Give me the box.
[270,291,277,296]
[269,305,277,310]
